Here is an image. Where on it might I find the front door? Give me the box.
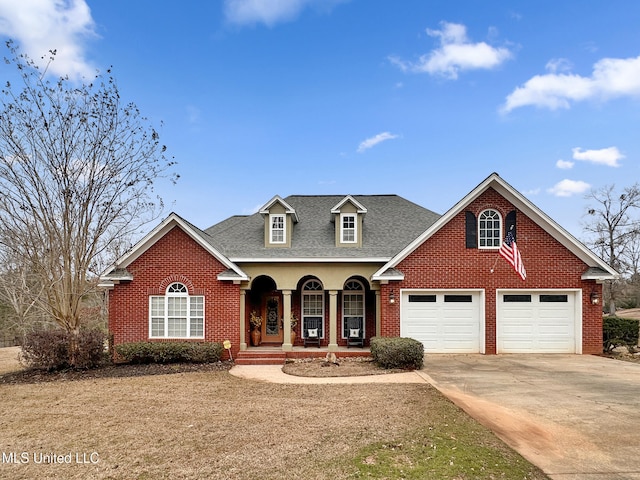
[262,294,283,343]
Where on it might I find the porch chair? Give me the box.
[304,317,322,348]
[346,317,365,348]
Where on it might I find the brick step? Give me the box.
[235,350,286,365]
[235,357,286,366]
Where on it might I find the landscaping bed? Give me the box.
[282,355,406,377]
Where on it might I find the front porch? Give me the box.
[235,346,372,365]
[240,273,383,353]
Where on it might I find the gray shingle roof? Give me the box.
[203,195,441,260]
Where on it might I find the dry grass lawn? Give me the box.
[0,348,548,479]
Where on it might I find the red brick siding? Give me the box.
[108,226,240,358]
[382,188,602,354]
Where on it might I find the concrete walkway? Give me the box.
[229,364,429,384]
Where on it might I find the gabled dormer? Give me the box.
[331,195,367,247]
[259,195,298,248]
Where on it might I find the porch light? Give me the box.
[590,290,600,305]
[389,289,395,304]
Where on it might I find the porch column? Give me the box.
[375,290,381,337]
[328,290,339,352]
[282,290,292,352]
[239,289,247,351]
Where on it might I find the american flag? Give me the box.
[499,229,526,281]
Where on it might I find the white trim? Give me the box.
[331,195,368,214]
[259,195,299,223]
[373,173,617,280]
[269,213,286,244]
[100,213,249,283]
[400,288,485,354]
[230,257,390,263]
[302,279,325,339]
[478,208,502,250]
[342,280,365,339]
[496,288,581,354]
[340,213,357,244]
[148,282,205,339]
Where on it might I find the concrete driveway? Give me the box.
[421,354,640,480]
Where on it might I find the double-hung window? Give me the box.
[150,282,204,339]
[270,214,285,244]
[341,214,356,243]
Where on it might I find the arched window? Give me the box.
[302,279,324,339]
[150,282,204,338]
[342,280,364,339]
[478,209,502,248]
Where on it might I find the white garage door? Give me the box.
[401,291,481,353]
[497,291,578,353]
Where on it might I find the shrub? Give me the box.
[603,316,639,352]
[370,336,424,370]
[20,328,107,370]
[114,341,224,364]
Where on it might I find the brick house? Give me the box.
[100,173,616,358]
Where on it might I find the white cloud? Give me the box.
[572,146,624,167]
[357,132,399,153]
[224,0,346,27]
[389,22,512,79]
[0,0,97,80]
[556,159,574,169]
[547,179,591,197]
[502,55,640,113]
[545,58,572,74]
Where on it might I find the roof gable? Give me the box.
[100,213,248,284]
[331,195,368,214]
[259,195,299,223]
[373,173,617,280]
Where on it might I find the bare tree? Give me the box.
[583,183,640,314]
[0,42,176,365]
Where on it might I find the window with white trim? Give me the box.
[478,209,501,248]
[302,280,324,339]
[150,282,204,339]
[342,280,364,338]
[270,214,285,244]
[341,213,356,243]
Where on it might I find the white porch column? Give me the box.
[328,290,339,352]
[282,290,292,351]
[239,289,247,351]
[375,290,381,337]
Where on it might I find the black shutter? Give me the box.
[504,210,516,241]
[465,211,477,248]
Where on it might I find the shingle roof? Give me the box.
[203,195,441,260]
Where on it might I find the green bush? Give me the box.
[603,316,639,352]
[114,341,224,364]
[20,328,107,370]
[370,336,424,370]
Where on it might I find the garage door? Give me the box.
[401,291,482,353]
[497,291,577,353]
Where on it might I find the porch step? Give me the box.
[235,350,287,366]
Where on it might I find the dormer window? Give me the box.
[331,195,367,247]
[259,195,298,248]
[270,214,285,244]
[341,214,356,243]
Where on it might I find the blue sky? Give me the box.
[0,0,639,239]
